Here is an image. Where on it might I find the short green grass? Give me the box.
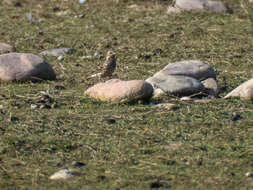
[0,0,253,189]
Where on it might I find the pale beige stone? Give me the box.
[152,88,166,98]
[49,169,74,180]
[85,79,153,102]
[224,78,253,100]
[167,0,230,14]
[202,78,219,96]
[180,96,192,101]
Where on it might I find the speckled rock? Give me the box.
[167,0,231,14]
[85,79,153,102]
[224,78,253,100]
[40,48,76,56]
[202,78,219,96]
[146,74,204,96]
[0,53,56,81]
[0,43,14,54]
[156,60,216,81]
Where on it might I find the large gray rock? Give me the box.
[146,74,204,96]
[154,60,216,81]
[167,0,230,14]
[40,48,76,56]
[0,53,56,81]
[224,78,253,100]
[0,43,14,54]
[85,79,153,102]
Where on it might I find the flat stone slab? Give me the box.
[167,0,230,14]
[155,60,216,81]
[146,74,204,96]
[0,43,14,54]
[224,78,253,100]
[0,53,56,81]
[85,79,153,102]
[40,48,76,56]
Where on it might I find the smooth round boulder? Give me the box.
[175,0,208,11]
[167,0,230,14]
[224,78,253,100]
[158,60,216,81]
[0,43,14,54]
[0,53,56,81]
[84,79,153,102]
[146,74,204,96]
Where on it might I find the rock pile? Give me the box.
[146,60,219,98]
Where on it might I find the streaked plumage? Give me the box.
[100,51,116,77]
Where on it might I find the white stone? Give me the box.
[49,169,74,180]
[245,171,253,177]
[167,0,230,14]
[180,96,192,101]
[224,78,253,100]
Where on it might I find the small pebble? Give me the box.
[55,85,65,90]
[75,14,85,18]
[57,55,64,61]
[79,0,87,4]
[81,55,92,59]
[232,112,242,121]
[180,96,192,101]
[105,118,116,124]
[93,52,99,57]
[49,169,75,180]
[71,161,85,168]
[40,104,51,109]
[52,7,60,12]
[245,171,253,177]
[10,116,19,122]
[13,1,22,7]
[31,104,39,109]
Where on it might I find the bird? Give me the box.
[89,50,116,78]
[100,50,116,77]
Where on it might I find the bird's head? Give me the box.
[106,51,116,60]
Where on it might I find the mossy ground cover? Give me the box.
[0,0,253,189]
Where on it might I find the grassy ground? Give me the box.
[0,0,253,189]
